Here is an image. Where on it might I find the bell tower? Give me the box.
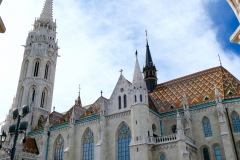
[13,0,58,130]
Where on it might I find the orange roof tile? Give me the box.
[150,66,240,113]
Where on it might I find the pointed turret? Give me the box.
[143,31,157,93]
[132,50,146,89]
[132,50,147,105]
[176,110,185,140]
[40,0,53,21]
[214,84,222,103]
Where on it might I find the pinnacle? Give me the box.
[40,0,53,21]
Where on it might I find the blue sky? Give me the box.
[0,0,240,122]
[205,0,240,53]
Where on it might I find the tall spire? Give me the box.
[145,30,153,67]
[133,50,145,85]
[40,0,53,21]
[143,31,157,92]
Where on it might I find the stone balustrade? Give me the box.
[148,134,178,144]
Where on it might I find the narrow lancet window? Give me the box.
[34,61,40,77]
[40,91,46,108]
[124,94,127,108]
[44,63,49,79]
[118,96,121,109]
[140,94,143,102]
[32,88,36,102]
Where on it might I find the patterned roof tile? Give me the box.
[150,66,240,113]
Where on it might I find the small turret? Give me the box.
[143,31,157,92]
[132,50,147,105]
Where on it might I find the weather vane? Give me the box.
[78,84,81,96]
[218,54,222,66]
[145,30,148,44]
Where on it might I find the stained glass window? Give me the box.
[214,145,222,160]
[54,136,64,160]
[203,117,212,137]
[232,112,240,133]
[203,147,210,160]
[83,130,94,160]
[160,154,165,160]
[118,124,131,160]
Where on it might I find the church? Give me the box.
[1,0,240,159]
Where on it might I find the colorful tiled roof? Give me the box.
[80,96,108,119]
[23,137,39,154]
[150,66,240,113]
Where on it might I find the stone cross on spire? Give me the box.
[40,0,53,21]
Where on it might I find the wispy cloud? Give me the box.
[0,0,239,120]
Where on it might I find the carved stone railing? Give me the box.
[148,134,178,144]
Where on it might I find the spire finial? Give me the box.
[78,84,81,97]
[135,50,138,58]
[101,90,103,97]
[53,106,55,111]
[218,54,222,66]
[40,0,53,21]
[120,69,123,75]
[145,30,148,45]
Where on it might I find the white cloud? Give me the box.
[0,0,239,120]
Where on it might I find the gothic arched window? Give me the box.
[33,60,40,77]
[140,94,143,102]
[118,96,121,109]
[134,95,137,102]
[23,60,29,79]
[203,117,212,137]
[203,147,210,160]
[118,123,131,160]
[214,145,222,160]
[160,154,166,160]
[29,86,36,103]
[124,94,127,108]
[44,62,50,79]
[231,111,240,133]
[54,136,64,160]
[40,89,47,108]
[82,129,94,160]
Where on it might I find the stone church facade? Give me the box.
[1,0,240,160]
